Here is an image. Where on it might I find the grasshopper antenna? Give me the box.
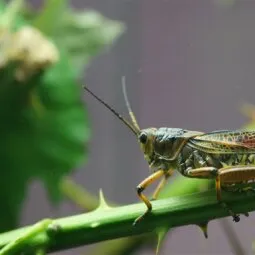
[121,76,140,132]
[83,84,139,136]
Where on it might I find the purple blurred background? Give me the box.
[22,0,255,254]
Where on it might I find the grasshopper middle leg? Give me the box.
[151,169,173,200]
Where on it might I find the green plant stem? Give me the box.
[60,177,149,255]
[60,177,208,255]
[0,219,52,255]
[0,189,255,253]
[60,177,242,255]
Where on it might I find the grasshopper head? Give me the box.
[84,78,202,169]
[138,128,157,165]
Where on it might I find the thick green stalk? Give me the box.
[0,189,255,254]
[0,219,52,255]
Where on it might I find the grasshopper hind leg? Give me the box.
[216,173,241,222]
[217,165,255,222]
[185,166,241,222]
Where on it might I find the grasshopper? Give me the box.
[84,78,255,225]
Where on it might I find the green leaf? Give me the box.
[32,1,125,75]
[0,49,88,231]
[0,0,123,231]
[32,0,67,36]
[28,51,89,202]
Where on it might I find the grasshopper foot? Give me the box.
[219,202,240,222]
[133,210,151,226]
[233,215,240,222]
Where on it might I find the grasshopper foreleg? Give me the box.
[133,169,164,226]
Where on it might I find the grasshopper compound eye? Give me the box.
[139,133,147,144]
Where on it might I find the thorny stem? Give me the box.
[0,188,255,254]
[61,177,245,255]
[0,219,52,255]
[60,177,208,255]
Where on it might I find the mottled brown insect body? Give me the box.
[84,81,255,225]
[140,128,255,175]
[137,127,255,223]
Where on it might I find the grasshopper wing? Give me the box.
[188,130,255,154]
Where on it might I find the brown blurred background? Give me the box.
[22,0,255,254]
